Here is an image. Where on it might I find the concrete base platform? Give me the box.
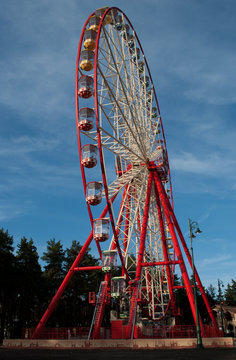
[2,337,234,349]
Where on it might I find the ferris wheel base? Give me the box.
[2,337,233,350]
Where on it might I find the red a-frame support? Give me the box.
[32,164,219,339]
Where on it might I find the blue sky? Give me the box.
[1,0,236,290]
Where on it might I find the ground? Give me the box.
[0,348,236,360]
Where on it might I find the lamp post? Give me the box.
[218,279,224,333]
[189,218,204,349]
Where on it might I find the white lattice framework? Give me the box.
[78,12,174,319]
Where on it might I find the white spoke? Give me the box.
[77,8,173,322]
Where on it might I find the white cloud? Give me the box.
[0,201,35,221]
[200,255,232,268]
[0,135,59,156]
[0,0,85,135]
[171,52,236,106]
[0,0,235,288]
[140,1,236,107]
[0,134,82,196]
[171,151,236,178]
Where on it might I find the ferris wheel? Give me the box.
[32,7,219,340]
[76,6,174,330]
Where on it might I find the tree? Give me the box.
[62,240,102,327]
[206,284,217,307]
[225,280,236,306]
[40,238,65,326]
[174,275,194,324]
[173,275,212,325]
[16,237,43,335]
[41,238,65,294]
[0,228,17,340]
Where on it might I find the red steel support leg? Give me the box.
[122,187,131,276]
[136,183,152,315]
[153,181,176,313]
[31,195,117,339]
[160,184,219,331]
[153,171,201,330]
[127,171,153,338]
[135,172,153,282]
[32,232,94,339]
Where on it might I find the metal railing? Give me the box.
[22,324,223,340]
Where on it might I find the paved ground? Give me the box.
[0,348,236,360]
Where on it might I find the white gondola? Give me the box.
[113,15,122,30]
[127,35,135,49]
[88,15,100,32]
[120,24,130,38]
[111,277,126,298]
[83,29,97,51]
[131,48,140,62]
[86,182,102,206]
[94,218,109,242]
[109,9,118,26]
[95,7,111,24]
[138,61,144,73]
[80,49,95,71]
[102,250,117,272]
[140,75,150,88]
[81,144,97,168]
[151,107,158,118]
[147,89,153,103]
[78,75,94,98]
[78,107,95,131]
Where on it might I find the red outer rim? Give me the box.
[75,7,174,257]
[75,11,95,228]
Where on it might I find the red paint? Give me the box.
[127,172,153,339]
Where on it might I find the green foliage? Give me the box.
[62,240,102,326]
[42,238,65,277]
[0,229,106,337]
[174,275,194,325]
[225,280,236,306]
[0,228,14,253]
[174,275,216,325]
[42,238,65,298]
[205,284,217,307]
[0,228,18,340]
[16,237,43,333]
[173,274,182,286]
[1,227,236,339]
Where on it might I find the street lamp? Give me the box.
[218,279,224,333]
[189,218,204,349]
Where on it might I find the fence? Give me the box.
[22,324,223,340]
[22,327,90,340]
[136,325,223,338]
